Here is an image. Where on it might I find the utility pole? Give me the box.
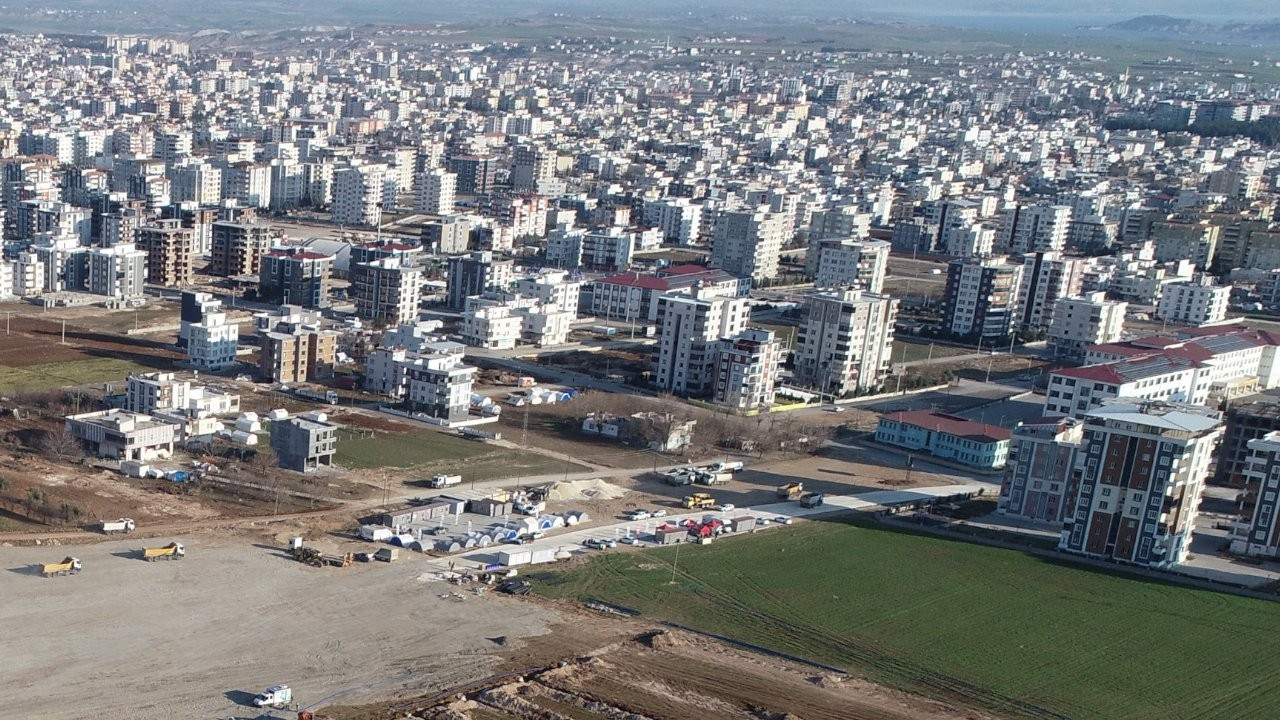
[60,319,67,345]
[669,540,681,585]
[0,310,16,335]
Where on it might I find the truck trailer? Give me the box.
[100,518,136,534]
[40,557,82,577]
[143,542,185,561]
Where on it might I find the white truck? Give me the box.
[100,518,136,534]
[252,685,292,708]
[429,474,462,489]
[708,460,744,473]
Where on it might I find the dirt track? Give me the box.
[0,532,558,720]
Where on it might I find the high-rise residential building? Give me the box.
[259,322,338,384]
[942,256,1024,340]
[511,143,555,192]
[137,219,195,287]
[414,168,456,215]
[446,153,496,195]
[259,249,333,308]
[1016,251,1088,334]
[86,243,147,300]
[710,207,788,282]
[332,163,387,227]
[1230,431,1280,558]
[652,197,704,246]
[997,203,1071,255]
[220,161,272,208]
[793,289,898,397]
[1047,292,1128,361]
[403,348,476,422]
[712,328,784,410]
[210,221,276,277]
[1059,401,1222,568]
[1149,220,1219,270]
[997,416,1083,523]
[187,306,240,370]
[652,293,751,396]
[1215,393,1280,493]
[351,257,422,326]
[812,238,890,293]
[1156,275,1232,327]
[445,251,514,310]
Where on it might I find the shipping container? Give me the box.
[498,549,532,567]
[530,548,558,564]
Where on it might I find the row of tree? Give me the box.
[1105,116,1280,146]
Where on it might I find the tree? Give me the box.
[60,501,84,523]
[40,426,83,461]
[0,476,9,494]
[25,487,46,510]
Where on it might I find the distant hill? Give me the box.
[1109,14,1280,39]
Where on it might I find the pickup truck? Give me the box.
[252,685,292,708]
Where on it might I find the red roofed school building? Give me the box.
[875,410,1012,469]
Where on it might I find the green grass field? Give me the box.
[891,340,969,364]
[0,357,148,395]
[535,518,1280,720]
[334,429,588,481]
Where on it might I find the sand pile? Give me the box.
[547,478,628,502]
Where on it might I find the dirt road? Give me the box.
[0,533,557,720]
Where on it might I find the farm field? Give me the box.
[534,517,1280,720]
[334,428,589,481]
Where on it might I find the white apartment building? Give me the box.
[415,168,456,215]
[1016,252,1088,334]
[332,163,388,228]
[1231,431,1280,559]
[187,309,240,370]
[793,289,898,396]
[221,162,272,209]
[997,203,1071,255]
[515,270,581,314]
[653,197,704,246]
[1048,292,1127,360]
[710,206,788,282]
[403,347,476,422]
[712,328,784,410]
[581,227,635,272]
[170,160,222,205]
[1156,275,1232,327]
[0,261,12,300]
[653,293,751,396]
[460,305,523,350]
[518,306,574,348]
[12,251,43,297]
[87,243,147,300]
[813,238,890,293]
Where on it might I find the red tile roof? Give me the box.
[882,410,1011,443]
[662,264,713,276]
[1054,364,1127,383]
[596,272,671,290]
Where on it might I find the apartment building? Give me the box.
[792,289,898,397]
[996,203,1071,254]
[709,206,788,282]
[712,328,784,410]
[1016,251,1088,334]
[187,307,239,370]
[414,167,456,214]
[942,256,1023,340]
[812,238,890,293]
[351,257,422,326]
[270,415,337,472]
[403,349,477,422]
[137,219,195,287]
[257,309,338,384]
[258,249,333,309]
[210,220,276,277]
[997,416,1083,523]
[652,293,751,396]
[1047,291,1127,361]
[86,243,147,300]
[1155,275,1232,327]
[1230,432,1280,558]
[332,163,389,227]
[445,251,514,310]
[1059,401,1222,568]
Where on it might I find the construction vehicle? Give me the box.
[693,469,732,485]
[143,543,185,561]
[429,474,462,488]
[40,557,82,577]
[252,684,292,707]
[100,517,136,534]
[682,493,716,509]
[776,482,804,500]
[709,460,744,473]
[800,492,826,509]
[291,546,354,568]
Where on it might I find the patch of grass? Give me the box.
[334,429,588,481]
[535,517,1280,720]
[754,323,796,349]
[890,340,968,364]
[0,357,148,394]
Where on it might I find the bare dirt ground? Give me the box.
[329,613,992,720]
[0,312,183,369]
[0,530,560,720]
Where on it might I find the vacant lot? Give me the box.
[0,312,182,393]
[0,534,558,720]
[891,340,969,364]
[535,517,1280,720]
[334,427,588,481]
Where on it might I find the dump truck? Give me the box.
[800,492,825,508]
[41,557,82,577]
[693,470,732,485]
[682,493,716,509]
[100,518,136,534]
[429,474,462,488]
[709,460,744,473]
[143,543,185,561]
[776,482,804,500]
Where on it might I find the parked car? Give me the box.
[825,405,846,413]
[756,517,772,526]
[619,536,640,545]
[601,538,618,549]
[623,509,651,521]
[774,516,794,525]
[650,509,668,518]
[718,504,736,513]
